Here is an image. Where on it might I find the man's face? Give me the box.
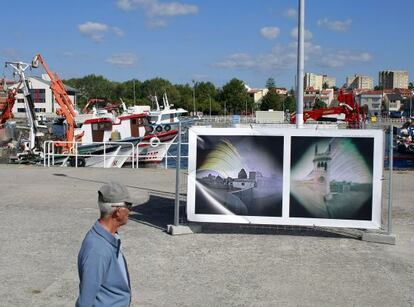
[115,206,131,226]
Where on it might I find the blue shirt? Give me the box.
[76,221,131,307]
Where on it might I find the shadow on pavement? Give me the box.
[129,195,186,231]
[198,223,363,239]
[126,192,361,240]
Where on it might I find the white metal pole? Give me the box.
[296,0,305,128]
[387,125,393,235]
[192,80,196,116]
[174,121,182,226]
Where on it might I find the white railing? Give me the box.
[135,141,189,169]
[43,141,136,168]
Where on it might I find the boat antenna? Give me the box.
[153,92,160,111]
[120,98,127,113]
[163,92,170,109]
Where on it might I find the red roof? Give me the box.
[359,90,383,95]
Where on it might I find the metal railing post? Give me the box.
[174,121,182,226]
[103,142,106,168]
[387,125,393,235]
[75,142,78,168]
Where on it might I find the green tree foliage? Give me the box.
[175,84,194,111]
[195,82,219,114]
[260,91,282,111]
[266,77,276,89]
[220,78,252,114]
[313,98,327,109]
[409,82,413,90]
[284,95,296,112]
[64,74,115,107]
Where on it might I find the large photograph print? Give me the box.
[195,135,284,217]
[290,136,374,220]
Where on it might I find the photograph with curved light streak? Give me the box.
[290,137,374,220]
[195,135,283,217]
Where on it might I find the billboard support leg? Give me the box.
[167,122,199,235]
[362,126,396,245]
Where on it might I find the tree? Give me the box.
[409,82,414,90]
[219,78,251,114]
[260,91,282,111]
[284,95,296,112]
[266,77,276,89]
[322,82,329,89]
[374,85,384,91]
[313,98,327,109]
[195,82,217,113]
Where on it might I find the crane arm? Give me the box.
[32,54,76,150]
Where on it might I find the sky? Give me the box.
[1,0,412,89]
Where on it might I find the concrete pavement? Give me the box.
[0,165,413,306]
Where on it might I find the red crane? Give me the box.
[0,81,18,126]
[290,90,364,128]
[31,54,77,152]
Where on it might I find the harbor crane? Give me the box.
[31,54,77,152]
[290,91,365,128]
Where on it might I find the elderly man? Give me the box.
[76,182,144,307]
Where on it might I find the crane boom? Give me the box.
[32,54,76,152]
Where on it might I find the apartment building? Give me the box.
[357,90,383,115]
[379,70,409,89]
[322,75,336,88]
[304,73,323,91]
[346,74,374,90]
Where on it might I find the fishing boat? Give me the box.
[147,92,187,133]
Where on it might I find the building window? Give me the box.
[17,108,26,112]
[17,98,24,103]
[34,108,46,113]
[29,89,46,103]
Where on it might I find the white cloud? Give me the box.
[0,48,19,58]
[78,22,108,42]
[147,19,168,28]
[260,27,280,40]
[106,53,138,68]
[317,18,352,32]
[215,53,256,69]
[284,8,297,19]
[78,22,125,42]
[111,26,125,37]
[116,0,198,27]
[116,0,198,16]
[62,51,75,58]
[290,27,313,41]
[215,44,372,73]
[318,50,372,68]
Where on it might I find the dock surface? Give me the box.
[0,165,413,306]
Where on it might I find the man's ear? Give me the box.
[111,208,120,218]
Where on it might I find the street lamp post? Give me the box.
[209,94,212,119]
[192,80,196,116]
[133,80,136,105]
[245,100,248,123]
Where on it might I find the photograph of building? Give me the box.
[290,136,374,220]
[195,135,284,217]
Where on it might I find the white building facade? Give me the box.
[304,73,324,91]
[358,91,383,115]
[12,75,78,116]
[346,74,374,90]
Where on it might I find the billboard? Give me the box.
[187,127,383,229]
